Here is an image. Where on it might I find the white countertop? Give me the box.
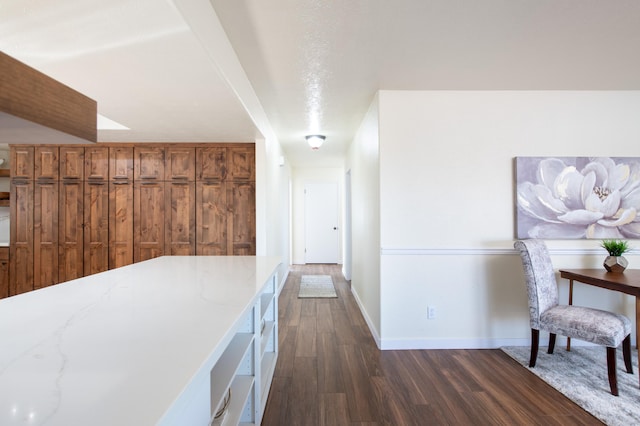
[0,256,281,426]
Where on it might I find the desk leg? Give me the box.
[567,279,574,351]
[636,297,640,388]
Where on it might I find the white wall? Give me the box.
[372,90,640,349]
[291,167,344,265]
[345,94,382,344]
[255,137,291,288]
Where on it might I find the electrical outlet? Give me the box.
[427,305,436,319]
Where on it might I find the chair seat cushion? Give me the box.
[540,305,631,347]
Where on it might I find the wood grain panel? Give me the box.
[196,181,227,255]
[11,146,34,180]
[134,181,165,262]
[0,51,97,142]
[84,180,109,275]
[165,147,195,180]
[59,146,84,180]
[34,180,58,289]
[59,180,83,282]
[165,181,195,256]
[134,146,164,180]
[9,180,33,295]
[196,147,226,181]
[109,146,133,180]
[84,146,109,180]
[108,181,133,269]
[227,146,255,181]
[227,181,256,255]
[34,146,59,180]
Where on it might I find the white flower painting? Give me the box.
[516,157,640,239]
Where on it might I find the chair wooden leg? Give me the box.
[530,329,539,368]
[622,334,633,374]
[607,347,619,396]
[547,333,556,354]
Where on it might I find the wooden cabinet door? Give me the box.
[109,146,133,181]
[85,146,109,180]
[227,181,256,255]
[196,147,226,181]
[165,181,195,255]
[134,146,164,180]
[34,146,59,180]
[34,180,58,289]
[134,181,165,262]
[59,146,84,180]
[0,248,8,299]
[227,146,255,181]
[109,181,134,269]
[84,180,109,276]
[10,180,33,295]
[10,146,34,180]
[59,180,83,282]
[165,147,195,181]
[196,181,227,255]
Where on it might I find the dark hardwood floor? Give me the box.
[261,264,602,425]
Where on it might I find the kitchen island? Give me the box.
[0,255,281,425]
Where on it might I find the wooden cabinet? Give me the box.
[11,146,34,180]
[166,147,195,180]
[84,147,109,275]
[109,146,133,180]
[227,146,255,181]
[9,179,33,295]
[165,181,195,256]
[59,179,83,282]
[196,181,227,255]
[34,180,58,289]
[134,146,164,180]
[197,147,227,181]
[59,147,84,180]
[109,182,134,269]
[35,146,59,180]
[228,181,256,255]
[59,147,85,282]
[108,147,134,269]
[85,147,109,180]
[196,146,256,255]
[0,247,9,299]
[84,180,109,275]
[8,143,255,294]
[134,181,165,262]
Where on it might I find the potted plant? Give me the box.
[601,239,631,273]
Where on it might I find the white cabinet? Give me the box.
[209,270,278,425]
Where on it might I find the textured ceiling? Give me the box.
[2,0,640,167]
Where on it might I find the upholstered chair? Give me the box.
[514,239,633,396]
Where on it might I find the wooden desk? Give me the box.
[560,269,640,386]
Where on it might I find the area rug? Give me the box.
[502,346,640,425]
[298,275,338,298]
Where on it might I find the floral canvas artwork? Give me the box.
[516,157,640,239]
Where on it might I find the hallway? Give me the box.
[261,264,600,425]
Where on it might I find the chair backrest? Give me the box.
[514,239,559,329]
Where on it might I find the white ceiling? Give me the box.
[2,0,640,167]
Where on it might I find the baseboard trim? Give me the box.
[350,285,382,349]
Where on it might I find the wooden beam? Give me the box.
[0,52,96,143]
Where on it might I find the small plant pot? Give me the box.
[604,255,628,273]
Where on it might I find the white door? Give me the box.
[305,182,339,264]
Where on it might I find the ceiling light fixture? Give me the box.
[305,134,325,150]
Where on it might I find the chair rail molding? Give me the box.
[380,247,638,256]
